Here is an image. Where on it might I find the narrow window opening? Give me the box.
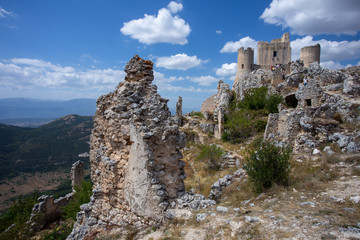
[273,51,277,57]
[306,99,312,106]
[241,64,244,69]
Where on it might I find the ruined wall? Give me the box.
[68,55,186,239]
[257,33,291,67]
[300,44,321,68]
[71,160,84,191]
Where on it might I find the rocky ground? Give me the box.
[139,150,360,240]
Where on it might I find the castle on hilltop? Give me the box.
[234,33,320,84]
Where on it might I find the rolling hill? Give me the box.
[0,114,93,180]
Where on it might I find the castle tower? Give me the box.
[234,47,254,85]
[300,44,321,68]
[257,32,291,67]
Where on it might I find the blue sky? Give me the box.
[0,0,360,112]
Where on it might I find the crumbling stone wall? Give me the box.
[71,160,84,191]
[68,55,186,239]
[265,64,360,154]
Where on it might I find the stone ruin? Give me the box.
[68,55,202,239]
[264,62,360,155]
[175,96,183,126]
[71,160,84,191]
[23,161,84,234]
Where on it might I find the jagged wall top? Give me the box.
[123,55,154,85]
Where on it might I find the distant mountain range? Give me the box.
[0,114,92,180]
[0,98,179,127]
[0,98,97,127]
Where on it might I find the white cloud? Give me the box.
[0,6,17,19]
[216,30,222,34]
[167,1,183,14]
[120,2,191,45]
[220,36,257,53]
[216,63,237,78]
[0,58,125,91]
[260,0,360,35]
[153,71,216,93]
[188,75,219,87]
[154,71,184,83]
[291,36,360,62]
[156,53,204,70]
[320,61,353,70]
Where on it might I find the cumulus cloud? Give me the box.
[153,71,216,93]
[320,61,353,70]
[156,53,204,70]
[120,2,191,45]
[220,36,257,53]
[188,75,219,87]
[167,1,183,14]
[260,0,360,35]
[0,58,125,91]
[216,30,222,34]
[215,63,237,78]
[291,36,360,62]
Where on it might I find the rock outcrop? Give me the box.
[175,96,183,126]
[264,63,360,154]
[68,55,187,239]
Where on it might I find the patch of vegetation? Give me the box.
[244,139,291,193]
[222,110,267,143]
[40,220,73,240]
[189,111,204,118]
[62,180,92,221]
[0,192,39,239]
[237,87,283,114]
[222,88,283,143]
[196,144,224,170]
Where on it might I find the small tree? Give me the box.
[265,92,284,113]
[196,144,224,170]
[244,140,291,193]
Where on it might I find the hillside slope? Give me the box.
[0,114,93,179]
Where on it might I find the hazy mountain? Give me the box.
[0,98,96,124]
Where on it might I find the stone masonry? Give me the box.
[71,160,84,192]
[67,55,187,239]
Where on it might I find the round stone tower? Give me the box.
[234,47,254,85]
[300,44,320,68]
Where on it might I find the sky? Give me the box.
[0,0,360,112]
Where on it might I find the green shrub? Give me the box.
[222,110,267,143]
[222,111,253,143]
[238,87,267,110]
[189,111,203,118]
[244,140,291,193]
[265,92,284,113]
[0,192,39,234]
[62,180,92,221]
[41,221,73,240]
[196,144,224,170]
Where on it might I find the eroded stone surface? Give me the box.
[68,55,186,239]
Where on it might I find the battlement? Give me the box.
[235,33,321,84]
